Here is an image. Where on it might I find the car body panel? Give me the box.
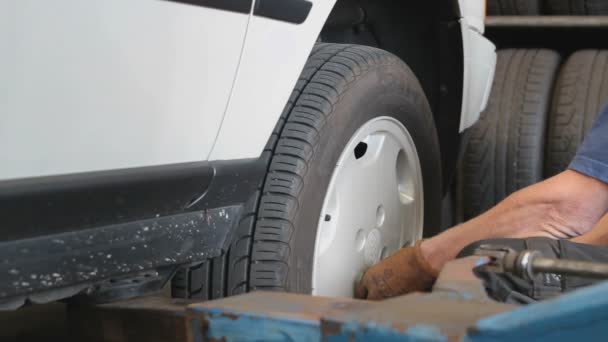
[210,0,495,159]
[208,0,335,160]
[458,0,487,34]
[459,20,497,131]
[1,0,494,177]
[0,0,496,307]
[0,0,249,181]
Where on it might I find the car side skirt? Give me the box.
[0,158,266,308]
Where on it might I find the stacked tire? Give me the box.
[459,49,608,220]
[545,0,608,14]
[487,0,542,15]
[488,0,608,15]
[545,50,608,177]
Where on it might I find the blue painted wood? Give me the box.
[465,281,608,342]
[187,292,366,341]
[187,281,608,341]
[195,308,320,342]
[326,322,448,342]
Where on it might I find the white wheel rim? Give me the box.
[311,116,424,297]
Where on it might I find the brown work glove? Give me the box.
[354,241,439,300]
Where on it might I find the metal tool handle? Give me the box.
[474,244,608,281]
[531,257,608,279]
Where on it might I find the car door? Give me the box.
[0,0,250,180]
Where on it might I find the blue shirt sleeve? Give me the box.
[568,104,608,184]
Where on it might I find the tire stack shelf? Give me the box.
[455,14,608,222]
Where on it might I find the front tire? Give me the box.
[172,43,442,299]
[249,44,442,296]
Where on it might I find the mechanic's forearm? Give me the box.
[572,214,608,245]
[420,192,560,272]
[422,170,608,272]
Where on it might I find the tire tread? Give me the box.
[545,50,608,178]
[545,0,608,14]
[173,44,430,297]
[249,45,405,291]
[460,49,560,220]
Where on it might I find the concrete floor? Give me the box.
[0,303,68,341]
[0,284,172,341]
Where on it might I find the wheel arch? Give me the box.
[209,0,466,192]
[320,0,465,192]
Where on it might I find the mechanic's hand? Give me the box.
[354,241,439,300]
[499,170,608,239]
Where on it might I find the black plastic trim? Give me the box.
[0,160,265,242]
[165,0,252,14]
[254,0,313,24]
[165,0,312,24]
[0,205,241,301]
[1,163,209,241]
[0,158,266,302]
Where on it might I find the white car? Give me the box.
[0,0,495,308]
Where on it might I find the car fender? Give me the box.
[211,0,496,159]
[0,0,250,180]
[209,0,337,160]
[458,0,497,131]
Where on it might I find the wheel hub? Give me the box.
[311,116,424,297]
[363,228,383,267]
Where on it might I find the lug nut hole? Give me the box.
[354,142,368,159]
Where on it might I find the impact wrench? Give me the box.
[474,244,608,280]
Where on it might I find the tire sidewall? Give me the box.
[288,61,442,293]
